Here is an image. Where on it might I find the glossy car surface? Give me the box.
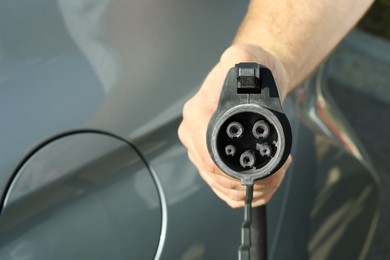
[0,1,380,259]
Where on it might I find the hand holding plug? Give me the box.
[178,44,293,208]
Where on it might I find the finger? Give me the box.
[181,120,221,179]
[182,99,219,174]
[252,155,292,190]
[252,198,268,207]
[196,166,245,208]
[212,182,268,208]
[212,174,246,191]
[178,120,199,153]
[188,152,217,188]
[211,180,266,201]
[199,156,291,208]
[211,155,293,204]
[211,187,245,208]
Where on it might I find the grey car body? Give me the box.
[0,1,380,259]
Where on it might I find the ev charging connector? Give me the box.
[206,63,292,260]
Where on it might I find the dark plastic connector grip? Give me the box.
[207,63,292,185]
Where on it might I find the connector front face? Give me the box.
[217,112,278,172]
[209,104,288,184]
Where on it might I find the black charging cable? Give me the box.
[238,184,253,260]
[239,185,267,260]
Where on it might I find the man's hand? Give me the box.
[178,44,292,208]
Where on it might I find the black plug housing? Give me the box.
[207,63,292,185]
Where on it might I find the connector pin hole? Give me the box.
[240,150,256,169]
[252,120,270,139]
[225,145,236,157]
[227,122,244,138]
[256,143,271,157]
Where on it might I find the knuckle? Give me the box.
[252,198,267,207]
[202,155,217,173]
[182,100,192,119]
[177,124,185,142]
[216,176,238,189]
[227,189,245,201]
[177,125,190,149]
[225,179,239,189]
[263,195,271,205]
[227,200,244,209]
